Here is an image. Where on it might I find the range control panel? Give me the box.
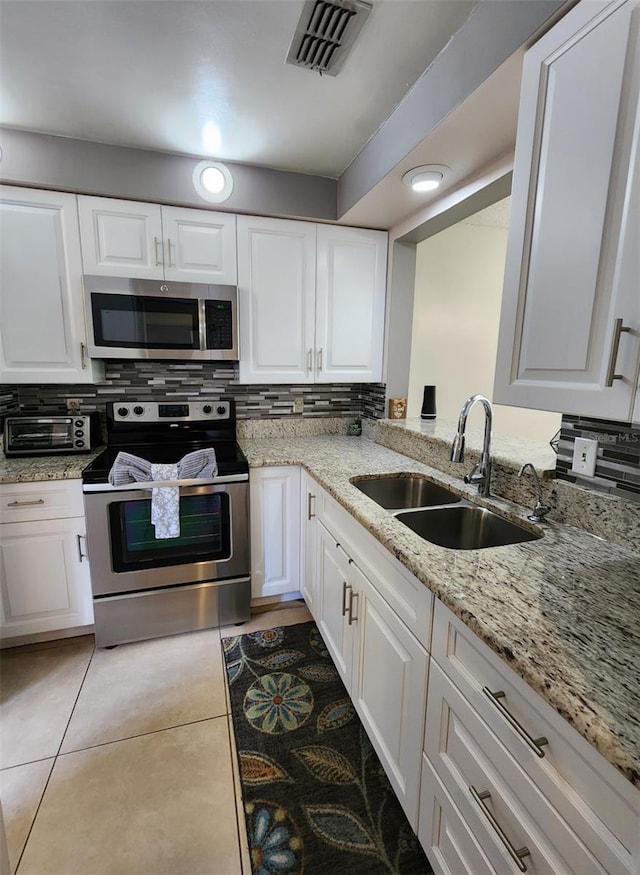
[111,401,231,424]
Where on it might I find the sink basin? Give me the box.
[352,475,461,510]
[395,505,541,550]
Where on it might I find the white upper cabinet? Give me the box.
[315,225,387,383]
[78,197,163,279]
[494,0,640,420]
[78,196,237,284]
[0,186,103,384]
[161,206,237,284]
[237,216,387,384]
[237,216,316,383]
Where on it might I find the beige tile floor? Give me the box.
[0,601,312,875]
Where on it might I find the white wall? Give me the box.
[408,198,561,443]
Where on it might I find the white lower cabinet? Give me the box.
[300,473,640,874]
[350,565,429,826]
[300,470,318,614]
[249,466,301,601]
[420,600,640,875]
[312,486,431,829]
[0,480,94,642]
[316,521,355,687]
[419,755,497,875]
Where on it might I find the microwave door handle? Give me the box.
[198,299,207,351]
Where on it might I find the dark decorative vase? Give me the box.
[420,385,437,419]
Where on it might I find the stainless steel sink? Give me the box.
[395,505,541,550]
[352,475,461,510]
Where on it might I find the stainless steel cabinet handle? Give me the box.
[317,348,323,372]
[166,238,175,268]
[307,348,313,373]
[7,499,45,507]
[80,342,87,369]
[153,236,163,266]
[341,580,351,617]
[307,492,316,520]
[77,533,88,562]
[605,318,631,387]
[469,787,530,872]
[483,688,548,758]
[347,589,358,625]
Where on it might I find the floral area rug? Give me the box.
[223,621,433,875]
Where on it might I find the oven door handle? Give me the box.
[83,473,248,493]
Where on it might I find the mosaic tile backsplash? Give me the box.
[556,414,640,504]
[3,361,386,424]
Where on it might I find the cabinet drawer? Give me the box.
[430,600,640,873]
[0,480,84,523]
[317,485,433,649]
[425,660,632,875]
[419,753,497,875]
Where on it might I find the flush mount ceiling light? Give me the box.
[402,164,450,193]
[192,160,233,203]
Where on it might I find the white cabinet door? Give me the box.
[0,186,102,384]
[0,517,94,639]
[160,207,237,284]
[78,196,164,279]
[250,466,301,600]
[300,470,318,614]
[315,521,355,689]
[494,0,640,420]
[315,224,387,383]
[237,216,316,384]
[350,565,428,829]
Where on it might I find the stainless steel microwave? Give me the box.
[84,276,239,360]
[4,413,101,456]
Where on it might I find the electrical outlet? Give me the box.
[293,397,304,414]
[571,437,598,477]
[66,398,82,412]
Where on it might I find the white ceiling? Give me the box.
[0,0,478,178]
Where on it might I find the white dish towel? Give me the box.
[150,463,180,538]
[108,448,218,539]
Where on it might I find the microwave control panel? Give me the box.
[205,300,234,349]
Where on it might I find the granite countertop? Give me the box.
[240,435,640,789]
[0,448,104,483]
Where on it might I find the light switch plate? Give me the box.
[571,437,598,477]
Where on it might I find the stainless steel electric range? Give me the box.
[82,399,250,647]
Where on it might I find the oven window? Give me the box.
[7,421,73,451]
[109,493,231,572]
[91,293,200,350]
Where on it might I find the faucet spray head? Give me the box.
[451,433,465,463]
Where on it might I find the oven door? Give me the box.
[85,481,249,597]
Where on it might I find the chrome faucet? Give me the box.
[450,394,493,496]
[518,463,551,522]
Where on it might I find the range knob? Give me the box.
[217,405,226,415]
[133,406,144,416]
[202,404,212,415]
[74,429,84,437]
[74,439,85,447]
[117,407,129,418]
[74,419,84,428]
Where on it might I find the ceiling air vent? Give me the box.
[286,0,373,76]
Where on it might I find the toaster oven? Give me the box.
[3,413,101,456]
